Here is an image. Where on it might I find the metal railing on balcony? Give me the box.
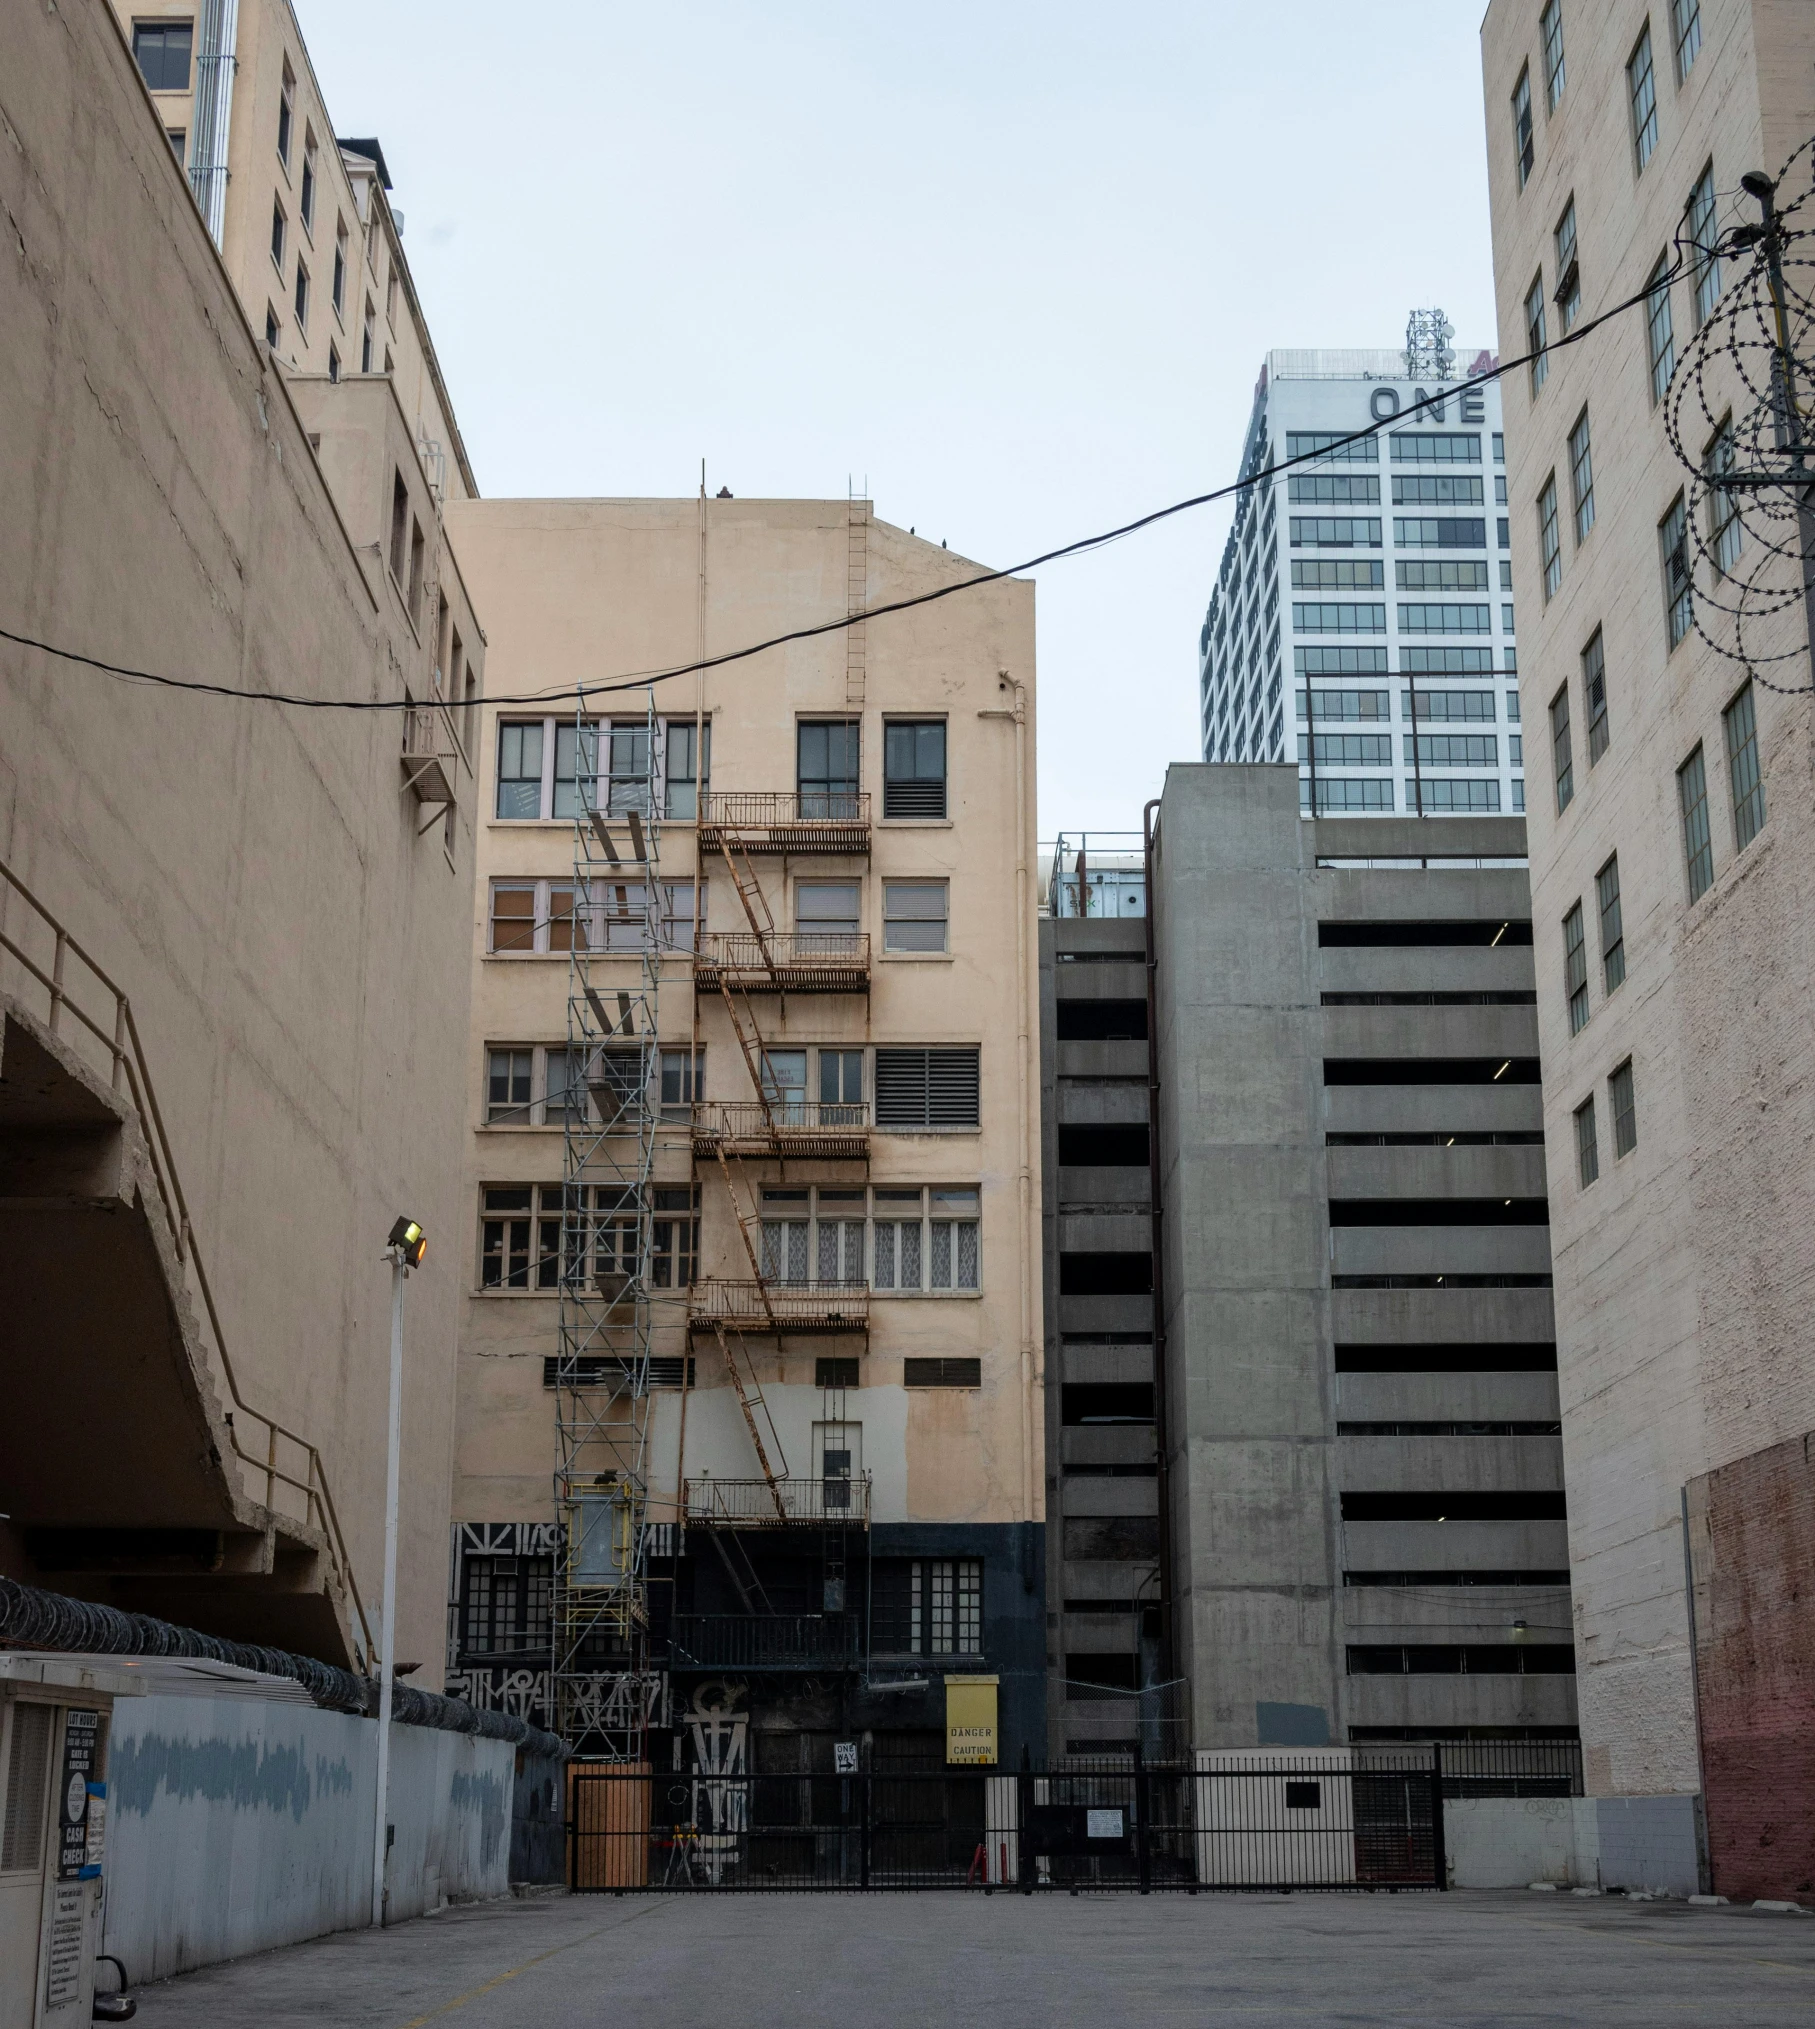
[0,854,374,1664]
[691,1100,869,1160]
[687,1279,870,1336]
[698,791,871,854]
[667,1613,863,1670]
[400,702,462,813]
[693,931,870,994]
[683,1475,873,1528]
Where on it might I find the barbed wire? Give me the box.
[1666,134,1815,695]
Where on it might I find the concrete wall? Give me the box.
[1446,1796,1599,1889]
[1151,768,1575,1748]
[0,0,478,1676]
[105,1695,512,1981]
[1480,0,1815,1881]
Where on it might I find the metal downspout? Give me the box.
[188,0,240,248]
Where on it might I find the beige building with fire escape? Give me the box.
[441,496,1048,1775]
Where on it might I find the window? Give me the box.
[1512,65,1534,187]
[385,266,398,329]
[1396,561,1489,593]
[871,1185,980,1294]
[165,128,187,163]
[332,219,347,315]
[1525,277,1549,394]
[1707,418,1742,575]
[1414,780,1502,813]
[820,1049,864,1120]
[1688,164,1721,326]
[1660,494,1692,648]
[1568,410,1595,543]
[1629,26,1658,172]
[1289,517,1383,547]
[1399,689,1493,723]
[293,257,309,332]
[797,882,861,947]
[361,299,375,373]
[277,58,294,164]
[327,343,340,384]
[1304,779,1395,814]
[478,1183,558,1290]
[1610,1060,1638,1157]
[1288,474,1381,505]
[874,1046,980,1129]
[408,515,425,622]
[488,879,576,954]
[873,1558,983,1655]
[132,19,193,90]
[1574,1097,1599,1187]
[1296,646,1390,675]
[1286,432,1377,464]
[270,199,286,271]
[1551,201,1580,335]
[1304,732,1392,766]
[1541,2,1566,110]
[388,469,408,582]
[790,718,858,818]
[883,720,947,819]
[660,1048,704,1121]
[1550,686,1574,813]
[1562,902,1589,1034]
[1536,475,1562,602]
[487,1048,533,1124]
[1672,0,1702,81]
[879,883,949,955]
[1294,603,1387,633]
[1596,856,1626,993]
[1644,254,1676,405]
[300,135,317,232]
[652,1187,699,1289]
[495,721,544,818]
[1389,434,1481,464]
[458,1553,553,1659]
[664,718,710,819]
[1291,560,1384,590]
[1392,518,1486,549]
[1582,630,1609,762]
[264,304,280,348]
[1299,689,1390,721]
[605,720,651,815]
[1724,681,1765,850]
[1393,474,1484,507]
[1678,744,1714,900]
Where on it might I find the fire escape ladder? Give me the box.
[703,1516,777,1614]
[710,1320,788,1520]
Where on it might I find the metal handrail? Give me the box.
[699,791,871,828]
[696,930,869,971]
[688,1278,870,1327]
[0,855,374,1664]
[692,1099,869,1138]
[682,1475,873,1526]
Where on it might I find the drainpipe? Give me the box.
[1141,800,1176,1710]
[188,0,240,248]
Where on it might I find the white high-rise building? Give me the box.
[1199,322,1523,818]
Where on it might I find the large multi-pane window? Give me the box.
[1574,1097,1599,1188]
[664,719,710,819]
[1291,559,1385,590]
[1393,517,1487,548]
[1660,495,1692,648]
[1550,686,1574,813]
[1286,433,1377,464]
[1415,780,1501,812]
[1512,65,1535,187]
[495,715,696,820]
[1390,434,1481,464]
[1288,474,1381,505]
[458,1554,553,1658]
[1688,164,1722,326]
[1582,630,1609,763]
[1707,417,1742,575]
[487,877,699,954]
[1678,744,1714,900]
[1596,856,1626,993]
[756,1184,980,1292]
[1407,733,1498,767]
[1396,561,1489,592]
[1290,517,1383,547]
[1538,476,1562,600]
[1294,603,1387,633]
[1724,681,1765,850]
[1541,2,1566,111]
[1563,902,1589,1035]
[873,1558,983,1656]
[798,719,860,817]
[1393,475,1484,507]
[1672,0,1702,81]
[1397,604,1492,634]
[1629,26,1658,172]
[1568,412,1595,544]
[1610,1061,1638,1158]
[1554,200,1581,333]
[882,720,947,818]
[1645,255,1676,406]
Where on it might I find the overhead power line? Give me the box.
[2,236,1719,716]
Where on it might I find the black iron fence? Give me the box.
[568,1748,1501,1892]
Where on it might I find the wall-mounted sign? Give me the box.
[56,1709,100,1880]
[945,1675,999,1766]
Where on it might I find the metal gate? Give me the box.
[568,1748,1486,1892]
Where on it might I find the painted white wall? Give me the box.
[103,1696,512,1982]
[1444,1796,1599,1890]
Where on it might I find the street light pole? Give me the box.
[371,1244,405,1928]
[371,1217,424,1930]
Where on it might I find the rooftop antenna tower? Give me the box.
[1404,307,1457,382]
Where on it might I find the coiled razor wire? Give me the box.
[1666,133,1815,695]
[0,1576,565,1759]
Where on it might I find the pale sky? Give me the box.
[301,0,1500,835]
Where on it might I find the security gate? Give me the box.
[565,1746,1520,1892]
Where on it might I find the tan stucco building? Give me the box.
[1482,0,1815,1896]
[2,0,482,1685]
[441,496,1048,1769]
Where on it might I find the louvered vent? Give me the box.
[874,1046,980,1128]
